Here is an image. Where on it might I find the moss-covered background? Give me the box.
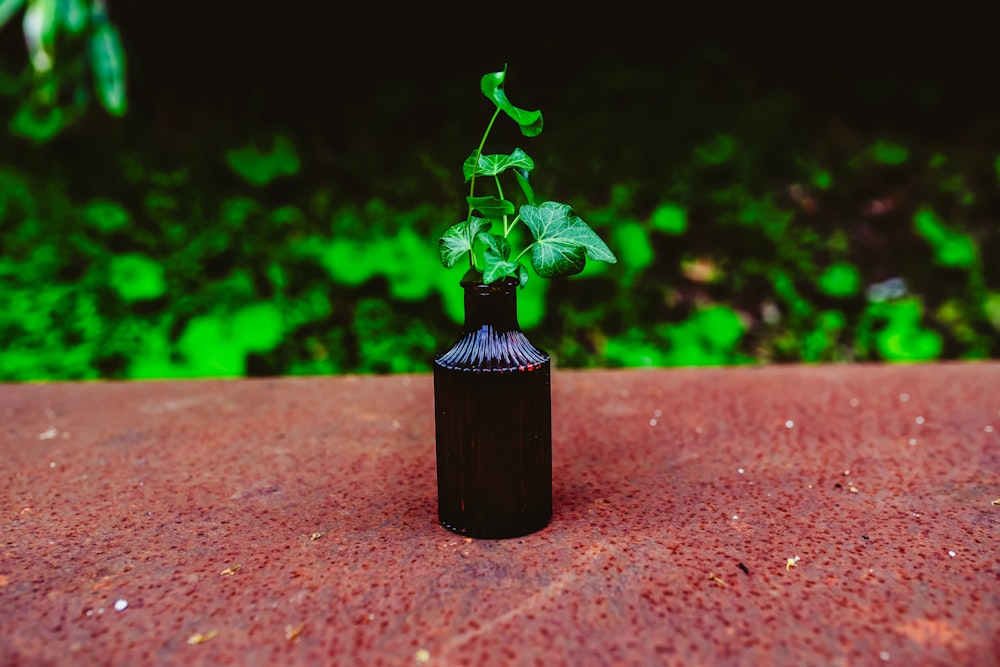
[2,10,998,381]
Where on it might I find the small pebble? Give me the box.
[909,439,917,446]
[649,419,657,426]
[948,550,956,558]
[738,468,745,474]
[114,599,128,612]
[985,425,994,433]
[899,393,909,402]
[785,420,794,428]
[880,651,890,661]
[915,416,925,424]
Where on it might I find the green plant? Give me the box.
[0,0,126,140]
[438,66,617,286]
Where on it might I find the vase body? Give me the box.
[433,278,552,538]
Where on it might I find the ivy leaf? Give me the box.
[521,201,618,278]
[462,148,534,182]
[483,256,528,286]
[514,169,535,205]
[22,0,56,72]
[58,0,87,34]
[482,256,524,285]
[514,263,529,288]
[89,20,127,116]
[477,232,529,286]
[0,0,25,31]
[480,66,543,137]
[467,195,514,219]
[476,232,510,261]
[438,217,490,269]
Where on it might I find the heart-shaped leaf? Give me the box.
[439,217,490,268]
[521,201,618,278]
[480,67,543,137]
[467,195,514,219]
[462,147,535,182]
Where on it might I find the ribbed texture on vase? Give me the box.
[434,327,549,372]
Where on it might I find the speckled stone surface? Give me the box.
[1,363,998,666]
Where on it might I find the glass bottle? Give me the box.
[433,276,552,538]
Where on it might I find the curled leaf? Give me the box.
[480,66,543,137]
[466,195,514,219]
[514,169,535,205]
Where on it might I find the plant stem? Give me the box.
[494,175,511,234]
[505,214,521,238]
[465,107,502,269]
[468,107,502,212]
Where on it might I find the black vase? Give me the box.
[433,277,552,538]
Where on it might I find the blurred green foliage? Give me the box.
[1,40,999,381]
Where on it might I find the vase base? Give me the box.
[439,514,551,540]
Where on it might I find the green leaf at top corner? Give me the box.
[521,201,617,278]
[0,0,25,31]
[438,217,490,269]
[480,67,543,137]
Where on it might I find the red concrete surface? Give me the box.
[1,363,998,666]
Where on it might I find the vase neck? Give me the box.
[462,279,519,331]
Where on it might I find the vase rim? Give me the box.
[459,276,519,290]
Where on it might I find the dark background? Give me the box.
[6,7,998,184]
